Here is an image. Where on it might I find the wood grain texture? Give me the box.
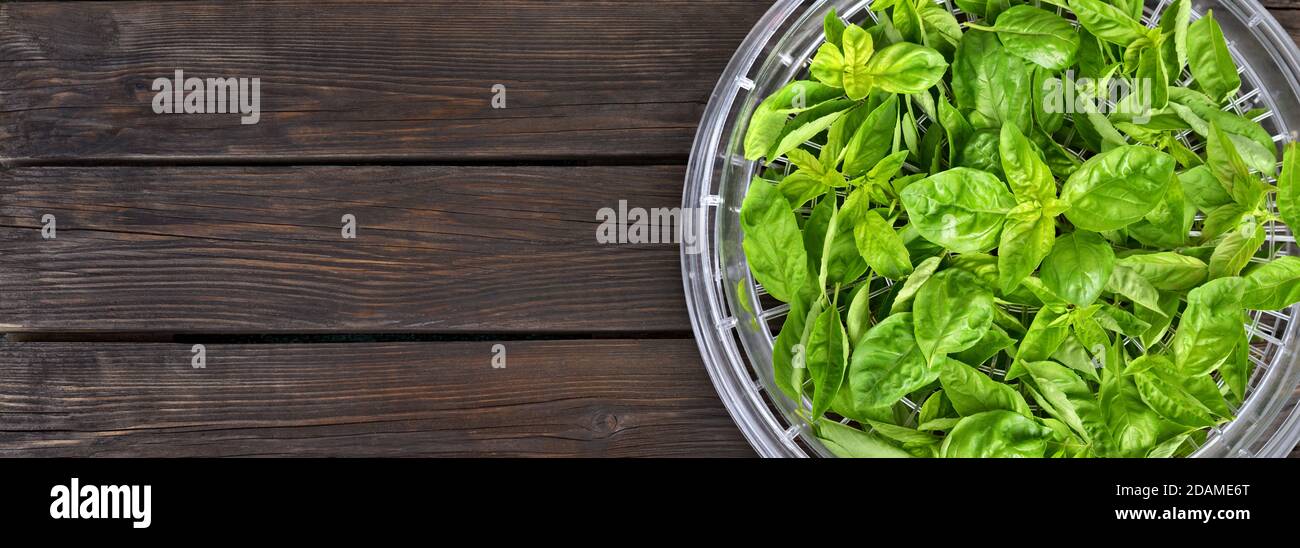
[0,0,769,163]
[0,165,689,333]
[0,338,753,457]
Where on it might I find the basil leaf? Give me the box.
[999,123,1057,203]
[772,291,812,399]
[1206,122,1265,208]
[818,419,912,458]
[855,208,914,280]
[998,201,1058,294]
[845,279,873,346]
[889,255,943,314]
[941,410,1053,458]
[1021,360,1100,441]
[969,5,1079,71]
[1101,374,1187,457]
[952,324,1016,368]
[915,269,996,362]
[939,358,1032,417]
[1159,0,1191,78]
[1017,305,1073,365]
[1279,143,1300,230]
[864,42,949,94]
[1105,264,1162,312]
[824,8,847,50]
[1179,165,1232,209]
[810,43,846,89]
[740,178,809,302]
[768,99,856,161]
[1068,0,1150,47]
[1060,145,1176,232]
[822,196,870,287]
[843,95,901,177]
[901,167,1017,253]
[842,24,877,100]
[1134,367,1219,428]
[807,303,850,418]
[1208,219,1265,280]
[1187,11,1242,104]
[1242,256,1300,311]
[952,30,1034,132]
[849,312,936,409]
[1172,276,1245,376]
[1041,231,1116,307]
[743,81,845,160]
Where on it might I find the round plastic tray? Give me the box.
[682,0,1300,457]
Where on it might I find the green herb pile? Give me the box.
[740,0,1300,458]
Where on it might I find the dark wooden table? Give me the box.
[1,1,1297,457]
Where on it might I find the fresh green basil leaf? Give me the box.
[918,388,956,426]
[1187,11,1242,105]
[1220,322,1252,403]
[1101,373,1188,457]
[1179,165,1232,209]
[818,419,912,458]
[1094,305,1152,339]
[969,5,1079,71]
[1129,175,1191,248]
[823,196,869,287]
[842,24,877,100]
[999,122,1057,202]
[1206,122,1265,208]
[811,43,846,89]
[843,95,901,177]
[744,81,845,160]
[952,30,1034,132]
[998,201,1058,294]
[1134,367,1219,428]
[1068,0,1150,47]
[1208,219,1265,280]
[1041,231,1116,307]
[939,357,1032,417]
[1279,143,1300,230]
[1172,276,1245,376]
[914,269,996,362]
[1014,304,1072,367]
[849,312,936,409]
[1159,0,1191,78]
[855,208,914,280]
[1033,66,1066,134]
[952,324,1016,368]
[772,291,812,399]
[1021,360,1100,441]
[824,8,847,49]
[1137,291,1182,348]
[1060,145,1176,232]
[916,0,964,57]
[768,99,857,162]
[863,42,948,94]
[741,178,810,302]
[845,279,873,346]
[1105,264,1162,312]
[1147,434,1191,458]
[901,167,1017,253]
[1242,256,1300,311]
[941,410,1052,458]
[890,255,943,314]
[807,303,850,418]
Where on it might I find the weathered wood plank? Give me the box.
[0,165,689,333]
[0,338,752,457]
[0,0,769,163]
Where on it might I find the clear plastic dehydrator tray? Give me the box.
[682,0,1300,457]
